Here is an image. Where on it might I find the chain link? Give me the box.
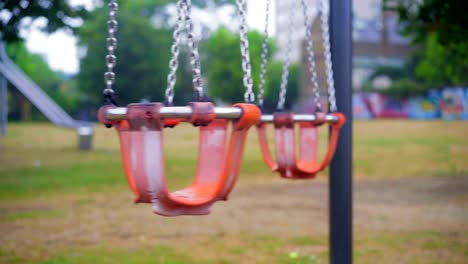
[236,0,255,103]
[165,0,204,103]
[103,0,118,94]
[102,0,335,110]
[182,0,204,101]
[277,0,296,111]
[301,0,322,112]
[257,0,271,107]
[165,0,185,104]
[319,0,337,112]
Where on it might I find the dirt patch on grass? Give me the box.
[0,176,467,263]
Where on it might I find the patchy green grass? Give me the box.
[36,245,194,264]
[1,121,467,201]
[353,231,468,264]
[289,236,323,246]
[0,121,467,263]
[0,209,64,221]
[1,231,465,264]
[0,249,25,264]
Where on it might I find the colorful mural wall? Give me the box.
[353,88,468,120]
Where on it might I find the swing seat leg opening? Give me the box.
[256,112,346,179]
[98,102,261,216]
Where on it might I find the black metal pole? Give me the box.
[329,0,353,263]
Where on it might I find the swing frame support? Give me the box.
[329,0,353,263]
[104,107,340,123]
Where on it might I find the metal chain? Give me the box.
[165,0,185,104]
[301,0,322,112]
[236,0,255,103]
[277,0,296,111]
[181,0,204,101]
[319,0,337,112]
[103,0,118,96]
[257,0,271,107]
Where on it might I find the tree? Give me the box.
[201,27,248,103]
[77,6,173,106]
[0,0,88,43]
[0,1,87,120]
[202,27,280,104]
[201,27,300,109]
[0,0,234,43]
[415,33,468,86]
[384,0,468,48]
[262,62,300,111]
[77,1,238,107]
[379,0,468,93]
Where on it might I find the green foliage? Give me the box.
[0,0,88,43]
[368,33,468,97]
[75,2,301,108]
[368,65,410,81]
[201,27,242,102]
[77,2,306,107]
[383,0,468,47]
[202,28,266,103]
[415,33,468,86]
[0,0,234,44]
[383,79,426,97]
[381,0,468,96]
[262,62,300,111]
[77,2,236,107]
[202,27,299,109]
[364,64,426,97]
[77,6,173,106]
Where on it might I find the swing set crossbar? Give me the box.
[104,107,339,123]
[259,114,338,123]
[104,106,242,120]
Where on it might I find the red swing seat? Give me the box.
[99,102,260,216]
[257,112,346,179]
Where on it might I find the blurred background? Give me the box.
[0,0,467,263]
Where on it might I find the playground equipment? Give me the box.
[98,0,261,216]
[255,0,346,179]
[0,41,93,149]
[99,0,352,262]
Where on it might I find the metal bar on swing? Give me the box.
[329,0,353,263]
[106,106,242,121]
[104,107,340,123]
[259,114,338,123]
[105,106,242,120]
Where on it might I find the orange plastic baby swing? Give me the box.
[99,102,260,216]
[257,112,345,179]
[254,0,346,179]
[98,0,261,216]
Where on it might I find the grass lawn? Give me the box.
[0,120,467,263]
